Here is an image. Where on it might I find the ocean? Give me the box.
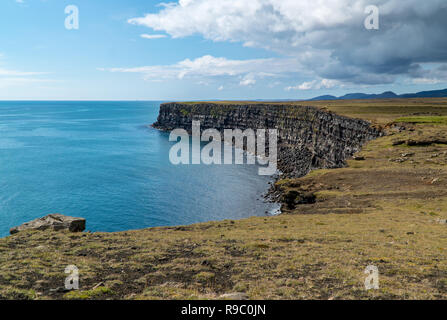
[0,101,279,237]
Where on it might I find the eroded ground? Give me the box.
[0,98,446,300]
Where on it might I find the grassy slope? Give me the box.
[0,98,446,300]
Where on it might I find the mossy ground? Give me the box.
[0,99,446,300]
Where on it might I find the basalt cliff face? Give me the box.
[153,102,383,178]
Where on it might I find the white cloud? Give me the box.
[140,34,167,39]
[0,68,47,76]
[412,78,442,85]
[218,85,224,91]
[239,74,256,86]
[128,0,357,43]
[286,79,340,91]
[409,64,447,85]
[100,55,299,84]
[0,58,50,88]
[240,78,256,86]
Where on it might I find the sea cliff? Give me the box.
[153,102,383,177]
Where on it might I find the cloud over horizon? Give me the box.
[100,55,306,87]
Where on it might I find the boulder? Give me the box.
[10,214,86,235]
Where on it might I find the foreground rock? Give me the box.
[10,214,86,235]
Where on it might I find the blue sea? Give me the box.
[0,101,279,237]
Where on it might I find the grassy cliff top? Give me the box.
[1,98,446,300]
[178,98,447,125]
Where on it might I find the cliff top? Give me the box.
[175,97,447,125]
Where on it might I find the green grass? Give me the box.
[0,287,37,300]
[64,286,114,300]
[394,116,447,125]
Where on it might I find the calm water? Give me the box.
[0,101,278,237]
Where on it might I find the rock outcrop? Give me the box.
[153,102,383,177]
[10,214,86,235]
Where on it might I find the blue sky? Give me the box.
[1,0,447,100]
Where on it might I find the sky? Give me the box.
[1,0,447,100]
